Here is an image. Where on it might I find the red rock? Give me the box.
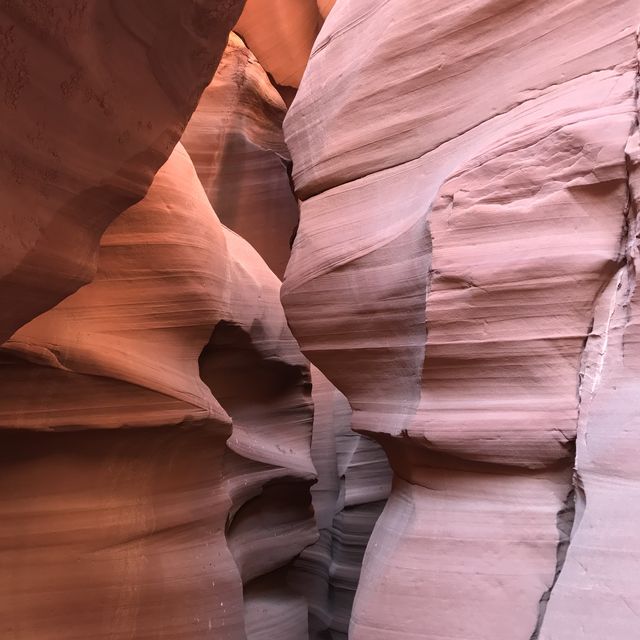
[0,1,243,344]
[199,225,318,639]
[0,144,243,638]
[536,118,640,640]
[10,1,640,637]
[182,34,298,278]
[0,143,316,639]
[0,5,338,638]
[281,1,640,638]
[235,0,331,89]
[0,425,244,639]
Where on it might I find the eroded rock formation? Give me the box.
[0,143,247,638]
[289,367,391,639]
[0,138,319,638]
[0,0,244,344]
[282,1,640,638]
[181,34,297,278]
[0,1,374,636]
[5,1,640,639]
[198,224,317,639]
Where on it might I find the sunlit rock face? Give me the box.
[182,34,297,278]
[282,0,640,638]
[0,0,244,344]
[235,0,336,90]
[0,142,318,639]
[0,145,246,639]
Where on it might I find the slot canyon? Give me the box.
[0,1,639,638]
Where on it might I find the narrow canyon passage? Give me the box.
[1,1,640,639]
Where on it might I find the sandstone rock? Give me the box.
[0,0,243,344]
[235,0,330,89]
[537,107,640,640]
[182,34,297,278]
[182,25,388,637]
[0,425,244,639]
[281,1,640,638]
[289,367,391,638]
[286,0,637,199]
[8,1,640,637]
[197,223,319,638]
[0,144,243,638]
[0,143,315,639]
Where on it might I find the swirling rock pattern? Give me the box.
[182,34,297,278]
[6,1,640,638]
[182,25,391,638]
[0,144,245,639]
[198,225,318,640]
[282,1,640,638]
[0,143,316,639]
[0,4,385,636]
[0,0,244,344]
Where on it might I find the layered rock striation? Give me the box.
[0,138,319,638]
[5,1,639,638]
[0,0,381,633]
[0,144,246,638]
[0,0,244,343]
[182,34,297,278]
[282,1,640,638]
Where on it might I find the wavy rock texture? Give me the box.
[0,0,244,344]
[181,22,388,638]
[282,1,640,638]
[183,33,389,629]
[0,144,244,639]
[0,3,394,639]
[198,225,317,640]
[182,34,297,278]
[8,1,640,638]
[537,87,640,640]
[0,142,316,639]
[289,367,391,639]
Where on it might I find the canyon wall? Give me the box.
[4,1,640,639]
[282,0,640,638]
[0,0,244,343]
[0,1,380,638]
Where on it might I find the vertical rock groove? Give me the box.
[529,487,575,640]
[535,35,640,638]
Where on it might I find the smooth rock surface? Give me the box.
[0,143,315,639]
[182,34,297,278]
[235,0,334,89]
[282,1,640,638]
[0,0,243,344]
[7,1,640,638]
